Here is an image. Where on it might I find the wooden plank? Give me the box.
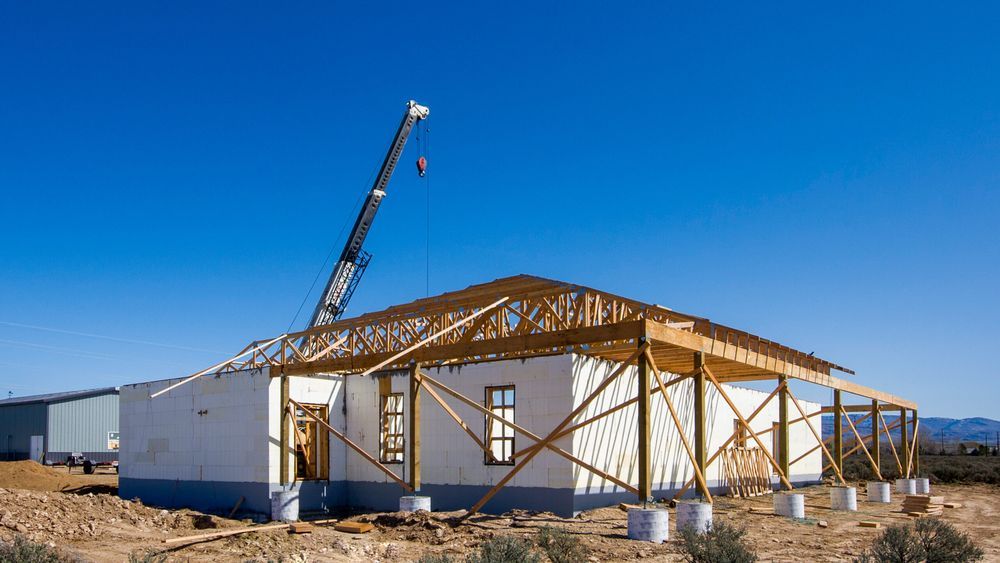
[833,390,843,473]
[409,362,421,491]
[859,521,881,529]
[638,339,651,502]
[778,375,789,478]
[290,522,315,534]
[279,373,290,484]
[334,522,374,534]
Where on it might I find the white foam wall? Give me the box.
[571,355,821,493]
[120,367,272,483]
[344,356,574,489]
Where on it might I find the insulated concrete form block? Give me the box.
[343,355,575,510]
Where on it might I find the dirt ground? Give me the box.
[1,462,998,562]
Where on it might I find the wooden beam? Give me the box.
[703,365,793,490]
[833,390,843,473]
[900,408,909,478]
[871,400,880,476]
[279,372,290,485]
[913,408,919,477]
[842,406,882,480]
[907,419,920,479]
[408,361,421,491]
[786,386,845,485]
[288,398,412,492]
[673,380,784,500]
[778,375,789,479]
[693,352,707,478]
[645,349,711,502]
[638,338,651,503]
[878,409,903,475]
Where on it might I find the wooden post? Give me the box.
[409,361,421,492]
[693,352,707,480]
[778,376,789,481]
[637,337,651,504]
[870,400,880,477]
[279,373,290,485]
[912,408,919,477]
[833,390,843,474]
[900,408,909,478]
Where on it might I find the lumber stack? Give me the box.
[902,495,944,516]
[722,447,773,498]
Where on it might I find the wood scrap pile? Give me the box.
[722,447,772,498]
[902,495,944,517]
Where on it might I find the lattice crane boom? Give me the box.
[307,100,429,329]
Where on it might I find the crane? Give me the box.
[306,100,430,329]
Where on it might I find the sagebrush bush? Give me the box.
[0,536,71,563]
[536,526,589,563]
[128,547,168,563]
[417,554,456,563]
[466,535,540,563]
[855,519,983,563]
[678,521,757,563]
[913,518,984,563]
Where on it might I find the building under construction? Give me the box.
[119,274,918,517]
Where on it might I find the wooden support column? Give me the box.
[912,408,919,477]
[833,390,843,473]
[900,408,909,478]
[870,400,880,476]
[637,337,652,503]
[279,373,290,485]
[693,352,707,480]
[408,362,421,492]
[778,375,789,480]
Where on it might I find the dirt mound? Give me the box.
[0,461,87,492]
[0,487,241,547]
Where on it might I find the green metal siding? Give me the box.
[0,403,47,460]
[46,393,119,454]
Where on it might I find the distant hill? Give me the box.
[821,415,1000,446]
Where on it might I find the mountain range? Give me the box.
[821,415,1000,446]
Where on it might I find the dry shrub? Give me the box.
[0,535,73,563]
[467,535,540,563]
[536,526,590,563]
[855,518,983,563]
[678,521,757,563]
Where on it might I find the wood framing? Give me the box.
[150,274,918,518]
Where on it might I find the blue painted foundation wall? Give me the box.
[121,474,821,518]
[120,478,346,515]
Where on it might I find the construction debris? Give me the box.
[289,522,315,534]
[817,520,829,528]
[902,495,945,516]
[859,521,881,528]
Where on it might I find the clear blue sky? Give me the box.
[1,3,997,418]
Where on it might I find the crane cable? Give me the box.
[417,119,431,297]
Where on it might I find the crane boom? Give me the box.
[307,100,430,329]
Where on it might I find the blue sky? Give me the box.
[0,3,997,418]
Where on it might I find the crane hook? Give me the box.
[416,156,427,177]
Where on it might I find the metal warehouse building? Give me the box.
[0,387,120,464]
